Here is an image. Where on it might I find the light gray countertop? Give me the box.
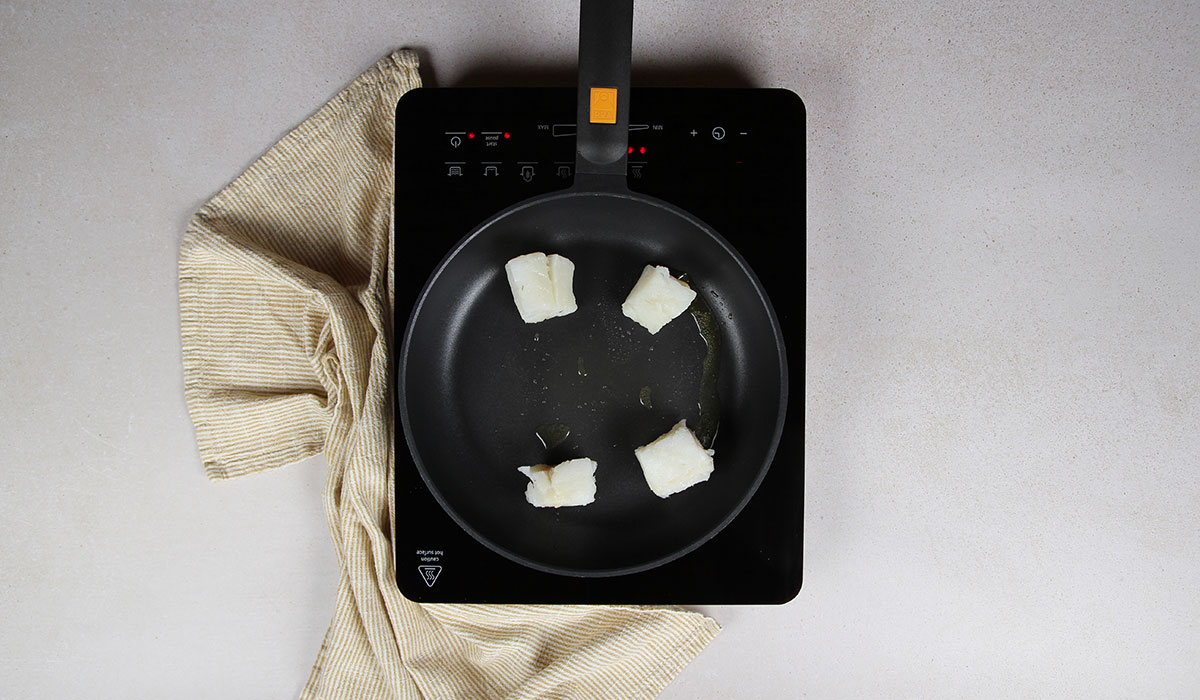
[2,1,1197,697]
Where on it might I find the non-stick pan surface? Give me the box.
[398,0,787,576]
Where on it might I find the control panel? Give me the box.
[434,116,751,186]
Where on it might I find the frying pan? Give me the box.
[398,0,787,577]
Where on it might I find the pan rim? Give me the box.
[397,187,789,578]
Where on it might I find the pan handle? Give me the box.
[574,0,633,186]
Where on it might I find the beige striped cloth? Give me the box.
[179,50,720,699]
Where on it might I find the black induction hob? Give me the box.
[393,87,804,604]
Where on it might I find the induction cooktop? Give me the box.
[393,87,803,604]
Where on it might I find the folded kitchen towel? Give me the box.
[178,49,720,699]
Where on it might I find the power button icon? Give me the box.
[711,126,726,141]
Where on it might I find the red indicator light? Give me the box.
[504,132,511,139]
[627,146,634,154]
[468,132,475,139]
[639,146,646,154]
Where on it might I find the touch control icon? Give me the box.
[711,126,726,140]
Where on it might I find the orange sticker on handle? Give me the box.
[589,87,618,124]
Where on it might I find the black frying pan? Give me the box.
[398,0,787,577]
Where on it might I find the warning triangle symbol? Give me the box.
[418,565,442,587]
